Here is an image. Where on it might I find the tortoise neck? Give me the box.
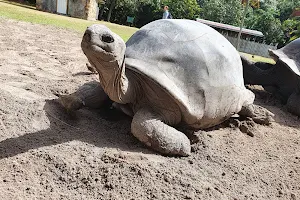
[96,58,137,104]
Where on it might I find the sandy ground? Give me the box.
[0,18,299,200]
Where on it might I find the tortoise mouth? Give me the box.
[81,34,117,62]
[90,43,115,56]
[81,25,126,64]
[85,44,118,62]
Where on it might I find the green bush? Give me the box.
[162,0,201,20]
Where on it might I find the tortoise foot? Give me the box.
[131,108,191,156]
[59,81,108,113]
[239,104,274,125]
[227,117,257,137]
[59,94,84,112]
[287,92,300,117]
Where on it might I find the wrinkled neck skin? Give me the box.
[88,55,138,104]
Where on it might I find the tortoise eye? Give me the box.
[101,34,114,43]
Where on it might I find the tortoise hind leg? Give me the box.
[59,81,108,112]
[131,108,191,156]
[238,104,275,125]
[286,92,300,117]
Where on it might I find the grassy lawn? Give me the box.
[0,0,138,41]
[0,0,275,63]
[240,52,275,64]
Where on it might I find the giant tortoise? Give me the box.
[60,19,273,156]
[242,38,300,116]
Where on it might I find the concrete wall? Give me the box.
[68,0,87,19]
[211,29,277,57]
[36,0,98,20]
[36,0,56,12]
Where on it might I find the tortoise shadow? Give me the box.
[2,88,298,159]
[0,99,154,159]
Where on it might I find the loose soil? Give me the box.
[0,18,299,200]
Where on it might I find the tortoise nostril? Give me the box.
[101,34,114,43]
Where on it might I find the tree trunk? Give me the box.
[98,4,105,20]
[107,0,116,22]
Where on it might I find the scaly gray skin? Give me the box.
[60,20,274,156]
[241,38,300,116]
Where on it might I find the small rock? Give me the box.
[81,178,89,184]
[137,170,142,176]
[191,145,197,152]
[291,193,296,200]
[214,187,223,193]
[228,118,240,128]
[206,155,212,161]
[104,183,114,190]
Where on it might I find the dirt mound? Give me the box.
[0,19,299,200]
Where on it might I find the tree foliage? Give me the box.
[162,0,201,20]
[282,17,300,42]
[259,0,277,10]
[277,0,300,43]
[100,0,200,27]
[100,0,161,27]
[200,0,243,26]
[98,0,299,44]
[246,8,284,44]
[277,0,300,22]
[291,19,300,41]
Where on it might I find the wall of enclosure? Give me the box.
[36,0,98,20]
[206,27,277,57]
[36,0,56,12]
[224,35,278,58]
[215,29,277,57]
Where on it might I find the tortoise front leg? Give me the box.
[59,81,108,112]
[131,108,191,156]
[286,92,300,117]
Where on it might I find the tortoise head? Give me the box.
[81,24,126,68]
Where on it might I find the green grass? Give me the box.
[0,0,275,63]
[0,0,138,41]
[240,52,275,64]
